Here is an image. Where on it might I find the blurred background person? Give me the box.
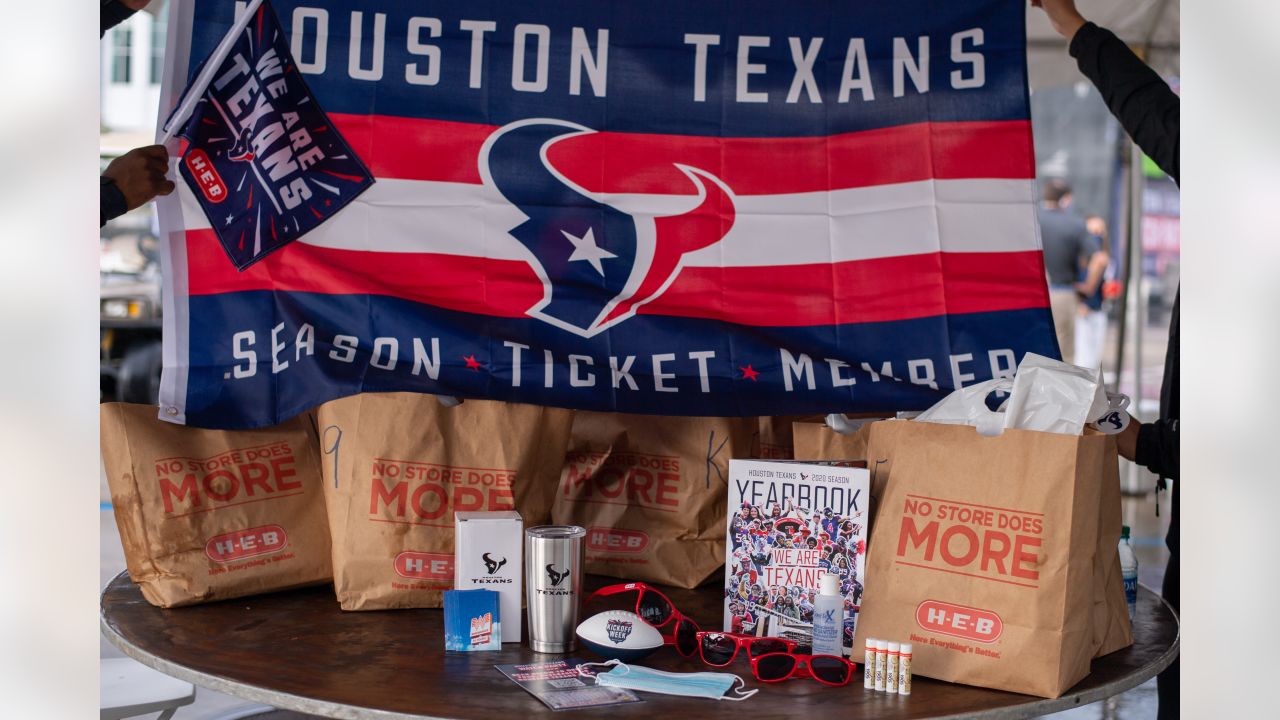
[1037,179,1091,363]
[1073,214,1111,370]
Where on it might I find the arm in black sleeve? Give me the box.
[1135,418,1179,482]
[101,177,128,227]
[1070,22,1179,184]
[101,0,138,38]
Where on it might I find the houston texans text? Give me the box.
[233,3,990,102]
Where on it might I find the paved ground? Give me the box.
[99,460,1171,719]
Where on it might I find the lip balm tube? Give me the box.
[864,637,877,689]
[898,643,913,695]
[874,639,888,691]
[885,641,900,693]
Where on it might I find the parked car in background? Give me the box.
[100,196,163,404]
[101,271,162,404]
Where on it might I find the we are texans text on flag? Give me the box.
[155,0,1057,429]
[165,0,373,270]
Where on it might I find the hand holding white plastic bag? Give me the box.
[1002,353,1108,435]
[913,353,1127,437]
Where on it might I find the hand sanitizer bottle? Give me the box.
[811,572,844,656]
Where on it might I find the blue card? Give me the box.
[445,589,501,651]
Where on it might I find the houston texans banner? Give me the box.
[156,0,1057,429]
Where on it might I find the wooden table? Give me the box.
[101,572,1177,719]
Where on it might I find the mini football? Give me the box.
[576,610,664,662]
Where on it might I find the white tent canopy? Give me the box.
[1027,0,1179,89]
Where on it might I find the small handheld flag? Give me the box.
[165,0,373,270]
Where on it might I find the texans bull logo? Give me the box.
[546,563,570,587]
[480,119,737,338]
[227,126,255,163]
[482,553,507,575]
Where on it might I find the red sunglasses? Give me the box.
[750,652,857,687]
[587,582,700,656]
[694,631,798,667]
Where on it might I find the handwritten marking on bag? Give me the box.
[705,431,729,488]
[587,527,649,553]
[368,459,516,526]
[562,452,681,512]
[155,442,303,515]
[205,525,288,563]
[322,425,342,488]
[915,600,1004,643]
[894,494,1043,587]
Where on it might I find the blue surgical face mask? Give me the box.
[579,660,757,701]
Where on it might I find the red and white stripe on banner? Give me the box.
[179,115,1045,328]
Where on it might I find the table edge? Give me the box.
[99,574,1179,720]
[99,597,444,720]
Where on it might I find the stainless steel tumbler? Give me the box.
[524,525,585,653]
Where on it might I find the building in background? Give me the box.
[100,2,169,405]
[100,2,168,144]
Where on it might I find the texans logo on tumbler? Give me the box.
[605,619,634,644]
[481,119,735,337]
[173,1,373,270]
[482,553,507,575]
[546,564,570,587]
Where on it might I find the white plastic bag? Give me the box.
[912,354,1126,437]
[1002,354,1107,435]
[913,377,1012,437]
[823,414,879,434]
[1088,393,1132,435]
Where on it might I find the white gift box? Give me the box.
[454,511,523,643]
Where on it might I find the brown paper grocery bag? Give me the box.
[852,420,1107,698]
[793,420,882,531]
[101,403,332,608]
[861,420,1133,660]
[792,421,871,463]
[552,412,753,589]
[750,415,826,459]
[317,393,573,610]
[1093,437,1134,656]
[791,415,889,467]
